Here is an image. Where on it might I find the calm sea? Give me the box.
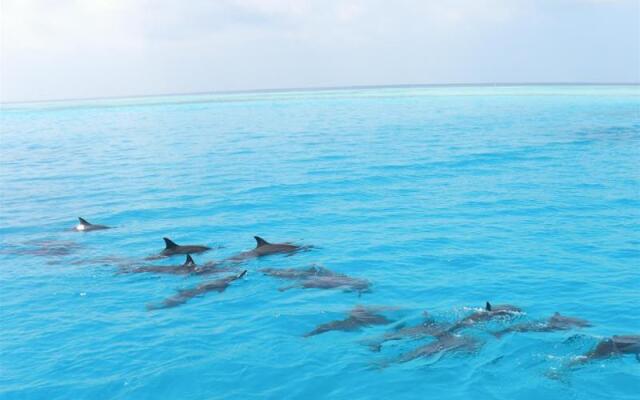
[1,85,639,399]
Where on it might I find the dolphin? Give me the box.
[1,240,82,258]
[493,312,591,338]
[304,306,393,337]
[388,333,480,365]
[74,217,110,232]
[545,334,640,380]
[260,265,336,280]
[446,302,521,333]
[149,237,211,259]
[147,270,247,310]
[366,313,452,352]
[227,236,306,262]
[279,274,371,294]
[573,335,640,365]
[119,255,232,276]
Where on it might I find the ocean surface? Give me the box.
[1,85,639,400]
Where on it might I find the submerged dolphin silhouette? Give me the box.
[151,237,211,258]
[228,236,306,261]
[74,217,110,232]
[147,270,247,310]
[389,333,480,365]
[1,240,82,258]
[366,313,451,352]
[304,306,393,337]
[260,265,335,280]
[493,312,591,338]
[119,255,231,276]
[279,274,371,294]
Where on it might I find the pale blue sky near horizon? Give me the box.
[1,0,639,103]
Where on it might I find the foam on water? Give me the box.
[1,85,639,399]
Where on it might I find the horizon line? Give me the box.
[2,81,639,106]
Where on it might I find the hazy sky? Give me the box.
[1,0,639,102]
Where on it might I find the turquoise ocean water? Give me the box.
[0,85,639,399]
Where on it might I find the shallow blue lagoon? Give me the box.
[1,85,639,399]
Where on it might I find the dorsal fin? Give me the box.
[254,236,270,248]
[184,255,195,266]
[163,237,178,249]
[78,217,91,225]
[485,302,492,312]
[238,270,247,279]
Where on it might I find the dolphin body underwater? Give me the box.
[366,313,451,352]
[147,270,247,310]
[387,333,481,366]
[74,217,110,232]
[260,265,335,280]
[278,275,371,294]
[546,334,640,379]
[493,312,592,338]
[261,265,370,294]
[119,255,232,276]
[572,335,640,365]
[227,236,306,261]
[304,306,393,337]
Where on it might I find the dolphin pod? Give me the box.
[360,301,522,358]
[357,302,610,368]
[62,217,635,372]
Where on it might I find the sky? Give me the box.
[1,0,639,103]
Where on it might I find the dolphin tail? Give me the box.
[163,237,178,249]
[78,217,91,225]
